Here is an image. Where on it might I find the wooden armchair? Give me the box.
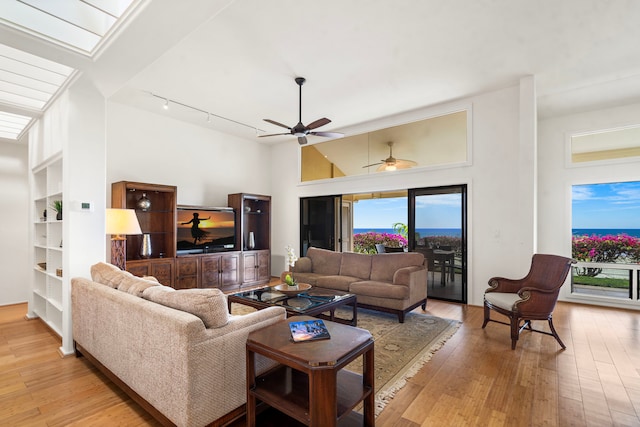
[482,254,575,350]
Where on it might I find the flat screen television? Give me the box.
[176,205,236,255]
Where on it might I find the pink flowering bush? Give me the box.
[572,233,640,276]
[353,232,407,254]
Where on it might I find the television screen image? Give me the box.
[176,207,235,254]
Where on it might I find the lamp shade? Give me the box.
[106,208,142,236]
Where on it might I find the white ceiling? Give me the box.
[2,0,640,145]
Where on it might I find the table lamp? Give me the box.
[106,208,142,270]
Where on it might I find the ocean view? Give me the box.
[355,228,640,239]
[354,228,462,237]
[572,229,640,238]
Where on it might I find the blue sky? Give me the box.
[572,181,640,228]
[354,194,461,229]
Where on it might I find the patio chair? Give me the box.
[482,254,576,350]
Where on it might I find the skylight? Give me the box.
[0,43,74,110]
[0,110,32,140]
[0,0,137,55]
[0,1,140,141]
[0,43,75,140]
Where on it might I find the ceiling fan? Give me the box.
[363,141,418,172]
[259,77,344,145]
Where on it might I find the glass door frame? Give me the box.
[408,184,468,304]
[299,195,342,256]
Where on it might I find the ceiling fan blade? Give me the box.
[297,136,308,145]
[263,119,291,130]
[306,117,331,130]
[258,132,291,138]
[310,131,344,138]
[362,161,383,168]
[397,159,418,167]
[375,159,417,172]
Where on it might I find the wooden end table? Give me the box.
[246,316,374,427]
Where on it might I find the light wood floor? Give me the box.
[2,298,639,426]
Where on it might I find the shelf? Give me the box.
[48,297,63,312]
[251,366,370,424]
[112,181,177,261]
[30,154,66,345]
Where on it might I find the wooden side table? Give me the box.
[246,316,374,427]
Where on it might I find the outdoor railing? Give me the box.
[571,260,640,304]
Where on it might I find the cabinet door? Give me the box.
[175,257,198,289]
[256,250,271,282]
[221,253,240,287]
[126,260,151,278]
[242,252,258,283]
[151,259,175,287]
[200,255,221,288]
[243,250,270,285]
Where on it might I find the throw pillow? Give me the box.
[118,276,160,297]
[144,288,229,328]
[90,262,133,288]
[142,285,176,299]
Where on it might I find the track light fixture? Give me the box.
[148,92,264,134]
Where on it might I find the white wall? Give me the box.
[106,102,272,206]
[538,101,640,307]
[0,141,29,305]
[27,77,107,354]
[271,83,535,307]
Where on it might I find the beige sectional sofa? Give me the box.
[72,262,286,427]
[281,247,427,322]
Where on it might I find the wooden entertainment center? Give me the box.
[111,181,271,291]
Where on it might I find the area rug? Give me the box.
[230,303,460,416]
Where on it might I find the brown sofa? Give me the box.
[72,262,286,427]
[281,247,427,322]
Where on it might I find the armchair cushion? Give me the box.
[484,292,520,311]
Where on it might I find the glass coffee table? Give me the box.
[228,286,357,326]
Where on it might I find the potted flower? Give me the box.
[285,245,298,286]
[51,200,62,220]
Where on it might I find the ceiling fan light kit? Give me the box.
[260,77,344,145]
[364,141,418,172]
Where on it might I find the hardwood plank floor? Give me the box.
[1,297,639,426]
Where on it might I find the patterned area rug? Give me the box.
[230,303,460,416]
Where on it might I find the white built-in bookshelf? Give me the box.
[30,154,65,341]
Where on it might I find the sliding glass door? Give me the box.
[409,185,467,303]
[300,196,342,256]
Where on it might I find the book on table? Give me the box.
[289,319,331,342]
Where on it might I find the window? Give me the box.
[301,110,469,182]
[570,125,640,164]
[571,181,640,301]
